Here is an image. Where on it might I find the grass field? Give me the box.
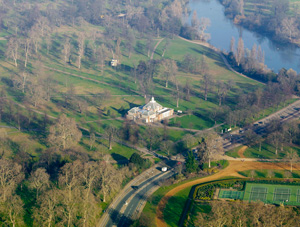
[238,169,300,179]
[163,187,191,227]
[243,143,300,159]
[226,145,243,158]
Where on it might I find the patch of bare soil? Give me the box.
[237,146,248,158]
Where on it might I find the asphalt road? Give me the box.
[223,100,300,151]
[103,167,174,227]
[117,171,174,227]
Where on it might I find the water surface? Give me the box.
[188,0,300,73]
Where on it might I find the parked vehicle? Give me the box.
[161,167,168,172]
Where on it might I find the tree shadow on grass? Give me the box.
[111,153,128,164]
[164,195,187,227]
[190,47,220,62]
[274,172,283,178]
[16,184,35,227]
[123,99,140,109]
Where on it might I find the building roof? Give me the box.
[142,110,156,116]
[128,107,139,114]
[143,97,162,111]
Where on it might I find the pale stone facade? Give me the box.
[127,97,174,123]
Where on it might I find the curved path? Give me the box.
[155,160,300,227]
[237,146,247,158]
[151,38,164,60]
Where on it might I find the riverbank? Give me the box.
[188,0,300,73]
[218,0,300,47]
[178,36,265,85]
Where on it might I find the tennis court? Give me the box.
[243,183,300,205]
[218,189,244,200]
[273,188,290,202]
[249,186,267,201]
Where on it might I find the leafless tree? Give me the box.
[169,0,183,19]
[6,38,19,67]
[28,168,50,199]
[0,159,24,203]
[105,125,118,150]
[200,132,224,168]
[278,17,299,41]
[161,38,170,57]
[203,74,213,101]
[33,189,59,227]
[59,161,83,227]
[89,133,96,150]
[142,125,160,151]
[77,33,85,69]
[267,169,274,178]
[115,37,122,63]
[268,131,282,155]
[80,162,99,226]
[182,134,196,149]
[12,71,29,93]
[235,37,244,66]
[160,140,174,156]
[161,59,177,88]
[36,16,51,37]
[146,37,154,58]
[63,38,71,64]
[5,195,24,227]
[216,81,229,106]
[27,77,47,107]
[23,38,31,67]
[285,149,300,172]
[96,44,107,74]
[198,18,211,41]
[29,25,41,54]
[48,114,82,150]
[99,161,123,202]
[230,36,235,53]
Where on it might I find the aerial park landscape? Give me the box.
[0,0,300,226]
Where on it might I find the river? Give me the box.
[188,0,300,73]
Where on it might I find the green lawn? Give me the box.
[226,145,243,158]
[164,187,191,227]
[141,175,209,227]
[169,114,215,130]
[243,143,300,159]
[238,169,300,179]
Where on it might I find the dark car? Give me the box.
[132,186,139,190]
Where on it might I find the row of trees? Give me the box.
[0,158,127,226]
[194,200,300,226]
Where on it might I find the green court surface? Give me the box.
[243,183,300,206]
[218,189,244,200]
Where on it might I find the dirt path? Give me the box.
[155,160,300,227]
[237,146,247,158]
[151,38,164,60]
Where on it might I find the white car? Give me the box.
[161,167,168,172]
